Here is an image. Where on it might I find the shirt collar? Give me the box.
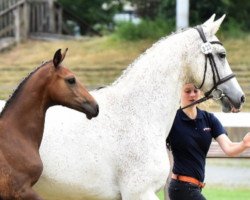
[179,107,203,121]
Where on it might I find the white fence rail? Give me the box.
[214,112,250,127]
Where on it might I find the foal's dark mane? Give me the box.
[0,61,50,117]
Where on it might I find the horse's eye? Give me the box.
[218,52,226,59]
[66,77,76,85]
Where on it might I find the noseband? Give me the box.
[181,26,235,110]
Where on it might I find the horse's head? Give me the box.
[185,14,245,112]
[47,48,99,119]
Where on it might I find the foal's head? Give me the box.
[46,48,99,119]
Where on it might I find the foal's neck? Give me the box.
[1,66,50,147]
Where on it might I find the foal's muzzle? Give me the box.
[82,102,99,120]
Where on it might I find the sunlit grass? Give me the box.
[0,37,152,70]
[203,186,250,200]
[0,36,154,100]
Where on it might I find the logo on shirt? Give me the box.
[203,127,211,132]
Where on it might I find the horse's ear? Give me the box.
[53,48,68,68]
[213,14,226,33]
[204,14,226,36]
[202,14,216,26]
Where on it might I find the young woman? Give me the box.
[166,83,250,200]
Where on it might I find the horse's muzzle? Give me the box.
[241,95,246,104]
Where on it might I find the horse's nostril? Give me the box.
[241,95,246,103]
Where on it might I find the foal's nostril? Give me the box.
[96,104,99,114]
[94,104,99,117]
[241,95,246,103]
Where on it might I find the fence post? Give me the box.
[22,0,29,40]
[48,0,55,33]
[13,5,20,43]
[57,6,62,34]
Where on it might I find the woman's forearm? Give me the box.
[223,141,246,157]
[216,134,250,157]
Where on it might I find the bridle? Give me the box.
[181,26,235,110]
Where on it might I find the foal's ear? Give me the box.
[53,48,68,68]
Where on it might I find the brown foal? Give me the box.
[0,49,99,200]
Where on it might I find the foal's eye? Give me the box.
[66,77,76,85]
[218,52,226,59]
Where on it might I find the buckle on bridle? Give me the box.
[201,42,212,54]
[210,88,225,100]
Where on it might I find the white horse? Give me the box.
[0,15,245,200]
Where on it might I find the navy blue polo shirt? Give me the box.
[167,108,226,182]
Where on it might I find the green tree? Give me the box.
[226,0,250,31]
[190,0,250,31]
[130,0,250,32]
[57,0,122,34]
[130,0,175,20]
[57,0,250,36]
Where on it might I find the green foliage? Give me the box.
[113,18,174,41]
[58,0,121,34]
[131,0,250,34]
[190,0,250,32]
[130,0,175,20]
[189,0,226,26]
[56,0,250,37]
[222,18,246,38]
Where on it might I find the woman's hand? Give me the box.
[242,132,250,148]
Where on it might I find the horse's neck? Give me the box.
[103,38,186,138]
[1,69,49,147]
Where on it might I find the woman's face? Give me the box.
[181,83,201,108]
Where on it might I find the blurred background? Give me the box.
[1,0,250,199]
